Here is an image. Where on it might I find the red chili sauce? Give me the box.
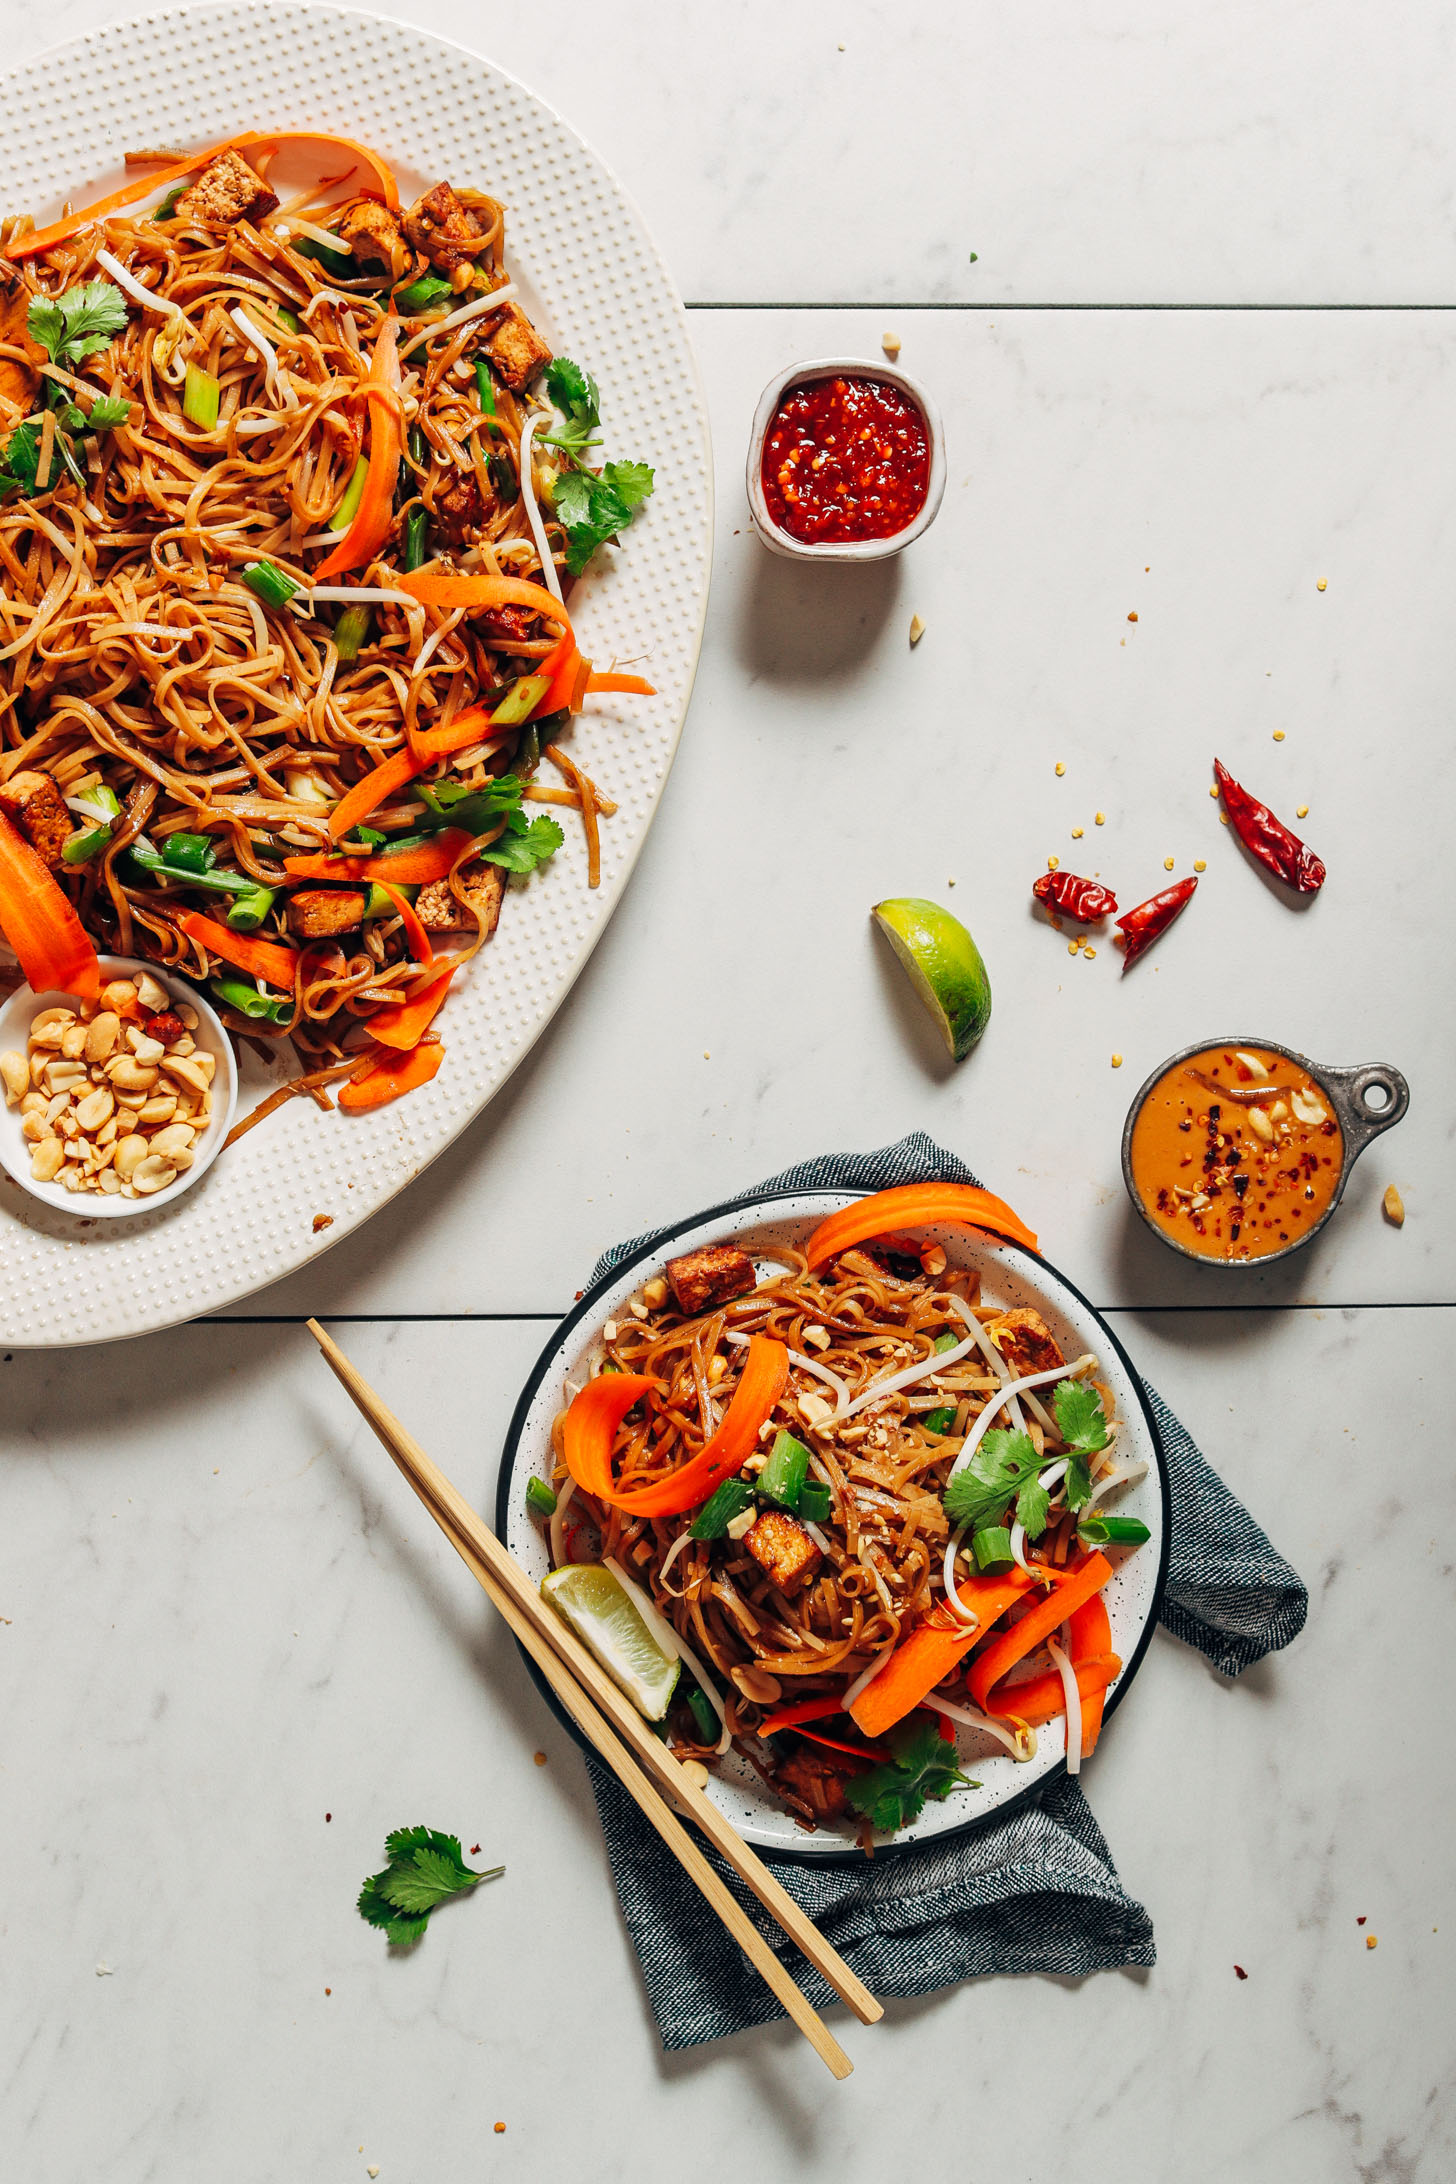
[760,375,930,544]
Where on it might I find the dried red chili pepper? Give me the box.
[1032,870,1119,921]
[1116,874,1198,969]
[1213,759,1325,894]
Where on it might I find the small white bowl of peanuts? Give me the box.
[0,956,238,1219]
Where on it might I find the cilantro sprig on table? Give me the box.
[942,1378,1112,1555]
[539,355,655,576]
[846,1720,976,1834]
[357,1826,504,1948]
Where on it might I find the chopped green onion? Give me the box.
[408,421,428,470]
[971,1525,1014,1571]
[334,604,371,662]
[273,305,302,337]
[487,450,518,505]
[211,976,291,1025]
[124,840,267,899]
[394,273,453,314]
[515,722,541,778]
[488,674,551,727]
[933,1331,960,1353]
[182,364,220,430]
[332,457,368,533]
[684,1684,718,1743]
[293,235,351,276]
[1077,1515,1151,1548]
[758,1431,810,1512]
[63,824,113,865]
[922,1407,957,1435]
[241,560,299,610]
[159,832,217,874]
[689,1477,755,1540]
[403,506,429,572]
[525,1476,558,1518]
[363,880,418,921]
[798,1480,832,1525]
[225,887,276,933]
[153,184,186,223]
[474,359,497,417]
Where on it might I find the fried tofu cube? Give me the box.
[285,887,366,940]
[402,182,484,279]
[413,860,506,936]
[174,150,279,230]
[485,306,552,392]
[0,769,71,869]
[336,198,409,281]
[666,1244,756,1317]
[744,1510,822,1595]
[988,1307,1066,1380]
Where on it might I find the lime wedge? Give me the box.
[541,1563,681,1720]
[873,897,992,1060]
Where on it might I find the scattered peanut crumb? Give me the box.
[1047,854,1060,871]
[1094,812,1105,825]
[1127,611,1138,623]
[1296,804,1309,818]
[1317,577,1327,591]
[312,1213,333,1233]
[1163,857,1175,871]
[533,1750,548,1766]
[1111,1053,1123,1068]
[1383,1185,1405,1227]
[1220,814,1229,825]
[1209,785,1219,799]
[1083,946,1097,960]
[1055,761,1066,776]
[1071,825,1084,839]
[909,613,926,646]
[947,877,956,887]
[1068,939,1082,957]
[369,2168,381,2178]
[96,1962,113,1977]
[1366,1935,1378,1950]
[1273,730,1285,742]
[702,1051,710,1060]
[1194,859,1207,872]
[882,332,901,359]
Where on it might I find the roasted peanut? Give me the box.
[30,1137,64,1182]
[75,1086,115,1133]
[60,1021,89,1059]
[0,1051,27,1103]
[132,1154,178,1195]
[134,971,169,1012]
[161,1054,210,1098]
[84,1012,120,1064]
[126,1027,165,1065]
[136,1094,178,1128]
[100,979,138,1015]
[730,1665,783,1705]
[148,1123,196,1163]
[113,1133,149,1181]
[107,1056,160,1092]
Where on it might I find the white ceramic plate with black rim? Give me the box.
[498,1186,1171,1861]
[0,3,711,1347]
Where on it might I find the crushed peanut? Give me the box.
[1111,1053,1123,1068]
[1382,1185,1405,1227]
[1194,859,1207,872]
[1055,761,1066,776]
[1071,825,1084,838]
[1296,804,1309,819]
[3,974,213,1200]
[881,331,902,359]
[908,613,926,646]
[1317,578,1327,592]
[1094,812,1105,825]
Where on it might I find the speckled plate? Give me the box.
[498,1188,1171,1861]
[0,3,711,1348]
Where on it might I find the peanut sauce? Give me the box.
[1129,1045,1343,1261]
[761,374,930,544]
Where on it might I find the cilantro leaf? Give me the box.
[479,813,564,873]
[539,356,655,572]
[0,421,40,495]
[80,396,131,433]
[845,1719,976,1834]
[358,1827,503,1948]
[543,354,599,440]
[1014,1477,1051,1538]
[943,1427,1044,1533]
[1063,1454,1093,1512]
[28,279,128,369]
[1053,1378,1110,1458]
[601,458,654,510]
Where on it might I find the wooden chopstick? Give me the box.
[308,1320,881,2073]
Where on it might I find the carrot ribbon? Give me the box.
[804,1182,1039,1268]
[176,909,297,990]
[365,967,454,1052]
[984,1653,1122,1727]
[337,1038,444,1111]
[968,1551,1111,1713]
[374,880,432,965]
[314,320,402,581]
[563,1335,789,1518]
[283,829,473,886]
[0,812,100,999]
[848,1569,1036,1740]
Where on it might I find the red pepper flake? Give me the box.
[1213,758,1325,893]
[1357,1915,1367,1925]
[324,1986,332,1995]
[325,1812,332,1822]
[1116,875,1198,969]
[1127,611,1138,623]
[493,2122,507,2134]
[1234,1964,1248,1980]
[470,1843,482,1855]
[1033,870,1119,922]
[761,375,930,544]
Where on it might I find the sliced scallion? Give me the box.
[226,887,276,933]
[241,559,299,610]
[183,363,220,430]
[62,824,113,865]
[211,976,291,1025]
[474,359,497,417]
[525,1476,558,1518]
[689,1477,755,1541]
[334,604,371,662]
[758,1431,810,1512]
[488,674,551,727]
[684,1684,718,1743]
[1077,1515,1151,1548]
[972,1525,1014,1571]
[798,1480,832,1524]
[403,507,429,572]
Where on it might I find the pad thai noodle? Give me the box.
[0,134,655,1126]
[538,1185,1153,1839]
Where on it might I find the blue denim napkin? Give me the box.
[581,1134,1307,2049]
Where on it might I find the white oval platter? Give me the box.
[499,1188,1171,1860]
[0,2,712,1347]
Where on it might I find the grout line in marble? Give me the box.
[686,300,1456,313]
[201,1300,1456,1328]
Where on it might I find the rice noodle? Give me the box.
[398,283,518,361]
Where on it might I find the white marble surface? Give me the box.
[2,1311,1451,2182]
[2,4,1453,2178]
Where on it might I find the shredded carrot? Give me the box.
[411,703,501,763]
[313,319,402,580]
[325,749,419,842]
[543,743,600,887]
[374,880,432,965]
[967,1551,1110,1713]
[562,1335,788,1517]
[284,829,472,885]
[337,1037,445,1111]
[757,1696,846,1737]
[0,811,100,998]
[805,1183,1039,1269]
[984,1653,1121,1726]
[397,569,572,645]
[848,1570,1035,1739]
[366,966,453,1051]
[791,1727,888,1763]
[6,130,399,261]
[585,672,656,697]
[176,908,297,990]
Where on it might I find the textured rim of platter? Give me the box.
[0,2,712,1347]
[498,1187,1172,1862]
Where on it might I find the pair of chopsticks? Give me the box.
[308,1320,881,2078]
